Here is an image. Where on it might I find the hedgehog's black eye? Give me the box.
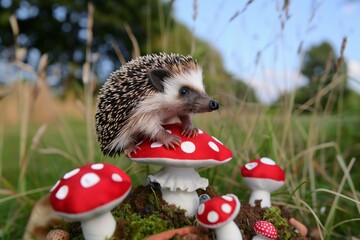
[179,87,190,96]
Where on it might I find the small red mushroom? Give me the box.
[253,221,277,240]
[196,194,243,240]
[128,123,233,217]
[50,163,131,240]
[240,157,285,208]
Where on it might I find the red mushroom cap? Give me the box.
[240,158,285,181]
[196,194,240,229]
[50,163,131,220]
[129,123,233,168]
[253,221,277,239]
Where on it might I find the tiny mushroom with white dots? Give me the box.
[240,157,285,208]
[196,194,242,240]
[128,123,233,217]
[252,220,277,240]
[49,163,132,240]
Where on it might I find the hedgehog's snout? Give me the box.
[191,97,219,113]
[209,100,219,111]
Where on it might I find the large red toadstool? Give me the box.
[128,123,232,217]
[240,157,285,208]
[196,194,242,240]
[50,163,131,240]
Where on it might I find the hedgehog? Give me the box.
[95,53,219,156]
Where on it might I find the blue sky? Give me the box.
[173,0,360,103]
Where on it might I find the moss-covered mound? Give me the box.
[55,183,310,239]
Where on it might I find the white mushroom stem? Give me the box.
[81,211,116,240]
[249,190,271,208]
[252,234,271,240]
[214,221,243,240]
[252,235,272,240]
[148,166,208,217]
[161,189,199,217]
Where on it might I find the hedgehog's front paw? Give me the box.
[181,125,199,138]
[158,132,182,150]
[124,142,141,157]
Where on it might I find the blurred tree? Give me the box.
[299,42,347,111]
[0,0,172,90]
[276,41,354,112]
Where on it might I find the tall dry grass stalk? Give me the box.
[9,16,49,192]
[83,2,95,164]
[124,22,140,59]
[0,124,3,185]
[190,0,198,56]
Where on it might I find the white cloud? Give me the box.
[244,69,307,104]
[341,1,359,14]
[244,59,360,103]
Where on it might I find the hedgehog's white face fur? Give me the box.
[163,68,205,98]
[135,67,213,120]
[156,68,207,114]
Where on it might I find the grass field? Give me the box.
[0,81,359,239]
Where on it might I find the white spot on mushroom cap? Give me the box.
[260,157,276,165]
[207,211,219,223]
[221,195,233,202]
[112,173,123,182]
[63,168,80,179]
[208,141,219,152]
[181,141,196,153]
[150,142,163,148]
[91,163,104,170]
[198,129,203,134]
[55,185,69,200]
[80,173,100,188]
[211,136,223,145]
[245,162,258,170]
[221,203,232,214]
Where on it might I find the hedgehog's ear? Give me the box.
[148,68,171,92]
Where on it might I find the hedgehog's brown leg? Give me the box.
[156,129,182,150]
[179,115,199,137]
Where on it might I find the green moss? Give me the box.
[263,206,299,240]
[110,185,194,239]
[122,213,169,239]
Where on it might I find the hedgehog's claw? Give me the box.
[161,134,182,150]
[182,126,199,138]
[124,143,141,157]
